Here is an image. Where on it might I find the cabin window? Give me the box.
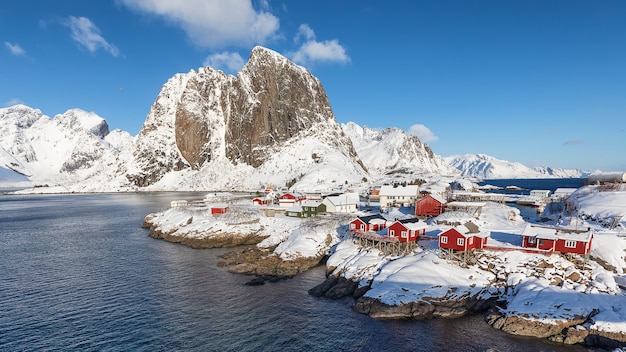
[351,224,356,229]
[401,231,408,238]
[360,224,365,230]
[390,230,395,237]
[441,236,448,244]
[457,238,465,246]
[469,237,474,245]
[565,240,577,248]
[528,236,536,244]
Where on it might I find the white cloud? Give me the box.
[408,124,439,143]
[289,24,349,66]
[65,16,120,56]
[202,51,245,74]
[4,98,24,107]
[121,0,280,48]
[4,42,25,56]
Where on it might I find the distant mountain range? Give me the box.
[0,47,591,191]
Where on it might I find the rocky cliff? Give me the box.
[128,46,365,188]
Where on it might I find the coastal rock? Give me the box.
[218,246,324,277]
[142,211,267,249]
[485,313,587,339]
[354,294,493,320]
[308,276,363,299]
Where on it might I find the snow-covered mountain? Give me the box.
[0,104,133,190]
[0,47,594,192]
[341,122,456,177]
[125,46,368,191]
[444,154,589,179]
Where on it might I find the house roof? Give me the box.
[438,225,487,238]
[446,201,486,208]
[354,214,387,224]
[302,200,322,207]
[324,194,359,206]
[522,224,593,242]
[379,185,419,197]
[417,193,447,204]
[286,205,303,212]
[404,221,428,231]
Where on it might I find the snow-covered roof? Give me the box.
[522,224,593,242]
[301,200,322,207]
[286,205,303,212]
[379,185,419,197]
[446,201,487,208]
[404,221,428,231]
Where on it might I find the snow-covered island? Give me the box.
[142,182,626,349]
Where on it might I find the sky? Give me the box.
[1,0,625,172]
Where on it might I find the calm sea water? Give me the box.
[0,191,589,351]
[478,178,587,195]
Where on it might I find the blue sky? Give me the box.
[1,1,625,172]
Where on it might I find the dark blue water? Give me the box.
[0,192,588,351]
[478,178,586,195]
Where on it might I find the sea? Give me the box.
[0,185,591,352]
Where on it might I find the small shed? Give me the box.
[529,190,551,198]
[171,200,188,208]
[387,218,428,242]
[415,194,447,217]
[521,224,593,255]
[350,214,387,233]
[210,203,229,215]
[252,197,270,205]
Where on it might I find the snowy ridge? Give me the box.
[0,104,134,190]
[444,153,589,179]
[342,122,456,177]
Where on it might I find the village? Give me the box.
[147,174,626,347]
[168,177,614,269]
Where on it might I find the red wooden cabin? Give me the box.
[387,218,428,242]
[210,203,229,215]
[349,214,387,233]
[278,192,306,207]
[252,197,270,205]
[521,224,593,255]
[438,226,488,251]
[415,194,447,217]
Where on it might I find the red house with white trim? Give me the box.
[349,214,387,233]
[252,197,270,205]
[210,203,229,215]
[415,194,447,217]
[521,224,593,255]
[438,225,488,252]
[278,192,306,207]
[387,218,428,242]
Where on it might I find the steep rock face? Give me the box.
[128,46,365,187]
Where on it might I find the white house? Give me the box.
[321,193,359,213]
[379,185,420,210]
[553,188,578,201]
[529,190,551,198]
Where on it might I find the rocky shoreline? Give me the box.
[309,252,626,349]
[141,207,626,349]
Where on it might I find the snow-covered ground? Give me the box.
[144,186,626,341]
